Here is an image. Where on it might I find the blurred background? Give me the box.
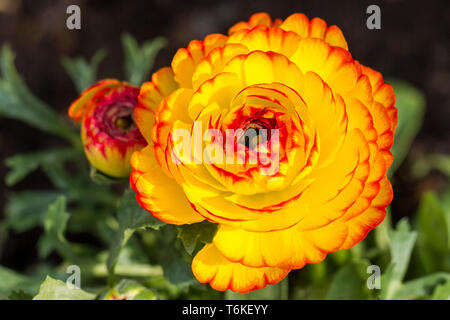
[0,0,448,298]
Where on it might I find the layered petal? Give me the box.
[192,243,289,292]
[280,13,348,50]
[135,67,179,143]
[228,12,282,35]
[172,33,228,88]
[130,146,204,225]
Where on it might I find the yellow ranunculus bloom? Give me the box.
[131,12,397,292]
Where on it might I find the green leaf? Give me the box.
[33,276,96,300]
[387,79,426,175]
[0,266,42,298]
[107,188,165,279]
[4,190,62,232]
[144,226,197,287]
[106,192,197,289]
[161,255,195,287]
[329,249,351,266]
[432,280,450,300]
[307,260,328,286]
[62,49,107,93]
[439,189,450,249]
[102,279,156,300]
[225,278,289,300]
[416,192,450,273]
[392,272,450,300]
[374,207,392,255]
[0,45,78,144]
[8,289,33,300]
[412,154,450,179]
[58,172,117,207]
[117,188,166,231]
[5,148,79,186]
[177,221,218,255]
[38,196,73,259]
[107,228,135,282]
[380,218,417,299]
[326,261,371,300]
[89,166,126,185]
[122,33,167,85]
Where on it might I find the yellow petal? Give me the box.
[130,146,204,225]
[213,220,348,269]
[192,243,289,292]
[341,176,392,249]
[228,26,301,58]
[228,12,275,35]
[172,34,228,88]
[135,67,179,142]
[280,13,348,50]
[290,38,358,93]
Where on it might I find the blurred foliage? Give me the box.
[0,35,449,300]
[226,279,289,300]
[121,34,167,86]
[380,219,417,299]
[415,192,450,273]
[0,46,79,146]
[387,79,426,176]
[102,279,156,300]
[62,49,107,94]
[106,188,165,285]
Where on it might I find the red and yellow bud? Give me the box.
[69,79,147,178]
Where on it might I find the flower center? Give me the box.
[238,117,278,149]
[115,114,135,132]
[104,101,137,137]
[92,97,143,141]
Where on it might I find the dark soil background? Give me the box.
[0,0,449,271]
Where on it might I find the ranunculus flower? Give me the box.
[131,12,397,292]
[69,79,147,178]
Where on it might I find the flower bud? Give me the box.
[69,79,146,178]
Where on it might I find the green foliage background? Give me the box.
[0,34,448,300]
